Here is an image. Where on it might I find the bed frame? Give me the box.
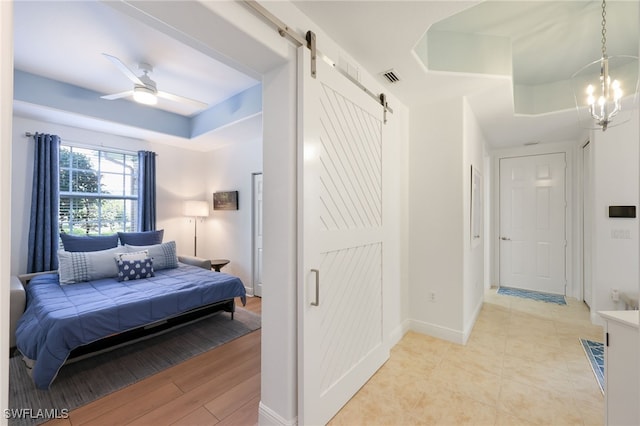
[15,270,236,362]
[69,298,235,360]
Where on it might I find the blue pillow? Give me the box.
[118,230,164,246]
[116,257,154,282]
[59,233,119,252]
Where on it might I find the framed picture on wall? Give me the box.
[213,191,239,210]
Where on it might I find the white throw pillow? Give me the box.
[125,241,178,271]
[58,247,125,284]
[116,250,149,262]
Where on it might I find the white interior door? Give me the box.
[253,173,263,297]
[499,153,567,295]
[298,46,388,425]
[582,142,592,307]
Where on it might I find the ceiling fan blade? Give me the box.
[101,90,134,101]
[102,53,144,86]
[157,91,208,109]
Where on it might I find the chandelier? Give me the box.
[571,0,639,131]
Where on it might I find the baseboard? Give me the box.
[590,311,605,327]
[387,319,411,347]
[258,401,297,426]
[408,319,465,345]
[462,299,484,345]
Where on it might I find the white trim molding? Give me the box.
[259,401,298,426]
[409,319,465,345]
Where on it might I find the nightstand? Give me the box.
[210,259,230,272]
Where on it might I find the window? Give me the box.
[59,145,138,236]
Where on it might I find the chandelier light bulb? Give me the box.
[613,81,622,99]
[571,0,639,131]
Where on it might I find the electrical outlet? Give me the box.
[611,289,620,302]
[429,292,436,302]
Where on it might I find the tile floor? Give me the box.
[330,288,605,426]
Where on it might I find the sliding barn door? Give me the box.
[298,46,388,425]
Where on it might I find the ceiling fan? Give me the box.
[100,53,208,109]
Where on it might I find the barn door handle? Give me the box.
[310,269,320,306]
[500,237,511,241]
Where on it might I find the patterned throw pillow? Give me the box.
[116,257,155,282]
[124,241,178,271]
[115,250,149,262]
[58,247,122,284]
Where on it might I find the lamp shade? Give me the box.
[183,200,209,217]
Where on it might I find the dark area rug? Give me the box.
[9,308,261,426]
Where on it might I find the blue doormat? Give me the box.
[580,338,604,394]
[497,286,566,305]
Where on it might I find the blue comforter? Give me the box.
[16,263,246,389]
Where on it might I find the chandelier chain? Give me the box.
[601,0,607,58]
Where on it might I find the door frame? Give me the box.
[497,152,567,295]
[581,140,592,308]
[66,2,299,424]
[252,172,263,297]
[490,142,576,298]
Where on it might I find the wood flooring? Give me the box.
[45,296,262,426]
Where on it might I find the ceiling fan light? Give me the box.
[133,86,158,105]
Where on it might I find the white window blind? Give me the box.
[59,145,139,236]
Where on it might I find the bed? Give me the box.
[15,245,247,390]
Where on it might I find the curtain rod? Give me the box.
[23,132,152,156]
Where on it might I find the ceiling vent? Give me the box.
[381,69,400,84]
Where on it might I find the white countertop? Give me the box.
[598,310,640,328]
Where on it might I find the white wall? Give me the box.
[383,102,410,344]
[260,53,298,425]
[590,114,639,321]
[408,97,487,345]
[147,141,210,257]
[409,98,465,342]
[1,1,13,420]
[462,99,486,336]
[203,131,263,293]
